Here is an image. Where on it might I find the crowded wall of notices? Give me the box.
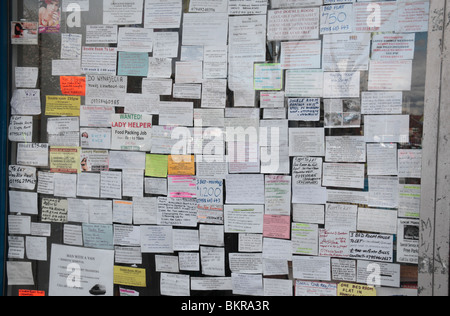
[6,0,429,296]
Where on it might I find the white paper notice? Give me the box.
[398,149,422,179]
[157,197,198,227]
[372,34,415,60]
[271,0,322,9]
[86,25,118,45]
[396,1,430,33]
[364,115,410,143]
[292,223,319,255]
[368,176,399,209]
[61,33,82,59]
[225,174,265,205]
[325,136,366,163]
[322,33,371,71]
[101,171,122,199]
[190,0,228,13]
[10,89,41,115]
[117,27,153,53]
[17,143,49,167]
[293,256,331,281]
[285,69,323,97]
[7,262,34,286]
[15,67,38,88]
[161,273,190,296]
[322,163,365,189]
[289,128,325,157]
[9,116,33,143]
[357,208,398,235]
[224,205,264,234]
[361,92,403,115]
[82,47,117,75]
[353,2,397,33]
[182,13,228,46]
[49,244,114,296]
[281,40,321,69]
[368,60,413,91]
[9,165,37,190]
[228,0,267,15]
[144,0,182,29]
[349,232,394,263]
[228,15,266,91]
[267,8,320,41]
[325,203,357,232]
[103,0,143,25]
[9,191,38,215]
[323,72,360,99]
[320,4,353,34]
[397,218,419,264]
[141,226,173,254]
[203,46,228,79]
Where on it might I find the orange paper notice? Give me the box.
[168,155,195,176]
[60,76,86,96]
[19,289,45,296]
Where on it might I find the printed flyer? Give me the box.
[39,0,61,34]
[111,114,153,152]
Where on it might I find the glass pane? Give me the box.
[6,0,430,296]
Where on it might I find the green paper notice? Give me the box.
[145,154,168,178]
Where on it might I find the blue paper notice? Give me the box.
[118,52,149,77]
[82,224,114,250]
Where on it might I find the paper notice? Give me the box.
[60,76,86,96]
[322,163,365,189]
[254,63,283,91]
[49,146,81,174]
[144,0,182,29]
[45,96,81,117]
[281,40,321,69]
[368,60,413,91]
[396,1,430,33]
[364,115,410,143]
[353,2,397,33]
[17,143,49,167]
[49,244,114,296]
[224,205,264,234]
[103,0,143,25]
[320,4,353,34]
[15,67,38,88]
[182,13,228,46]
[9,116,33,143]
[86,25,118,44]
[268,8,320,41]
[111,114,152,152]
[81,47,117,75]
[361,92,403,115]
[371,33,415,60]
[9,165,37,191]
[285,69,323,97]
[10,89,41,115]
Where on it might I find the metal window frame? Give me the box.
[0,0,10,297]
[419,0,450,297]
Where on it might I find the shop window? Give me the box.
[5,0,430,297]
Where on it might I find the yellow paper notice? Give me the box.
[168,155,195,176]
[145,154,168,178]
[45,95,81,116]
[114,266,146,288]
[337,282,377,296]
[49,146,81,174]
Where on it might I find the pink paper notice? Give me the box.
[263,215,291,240]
